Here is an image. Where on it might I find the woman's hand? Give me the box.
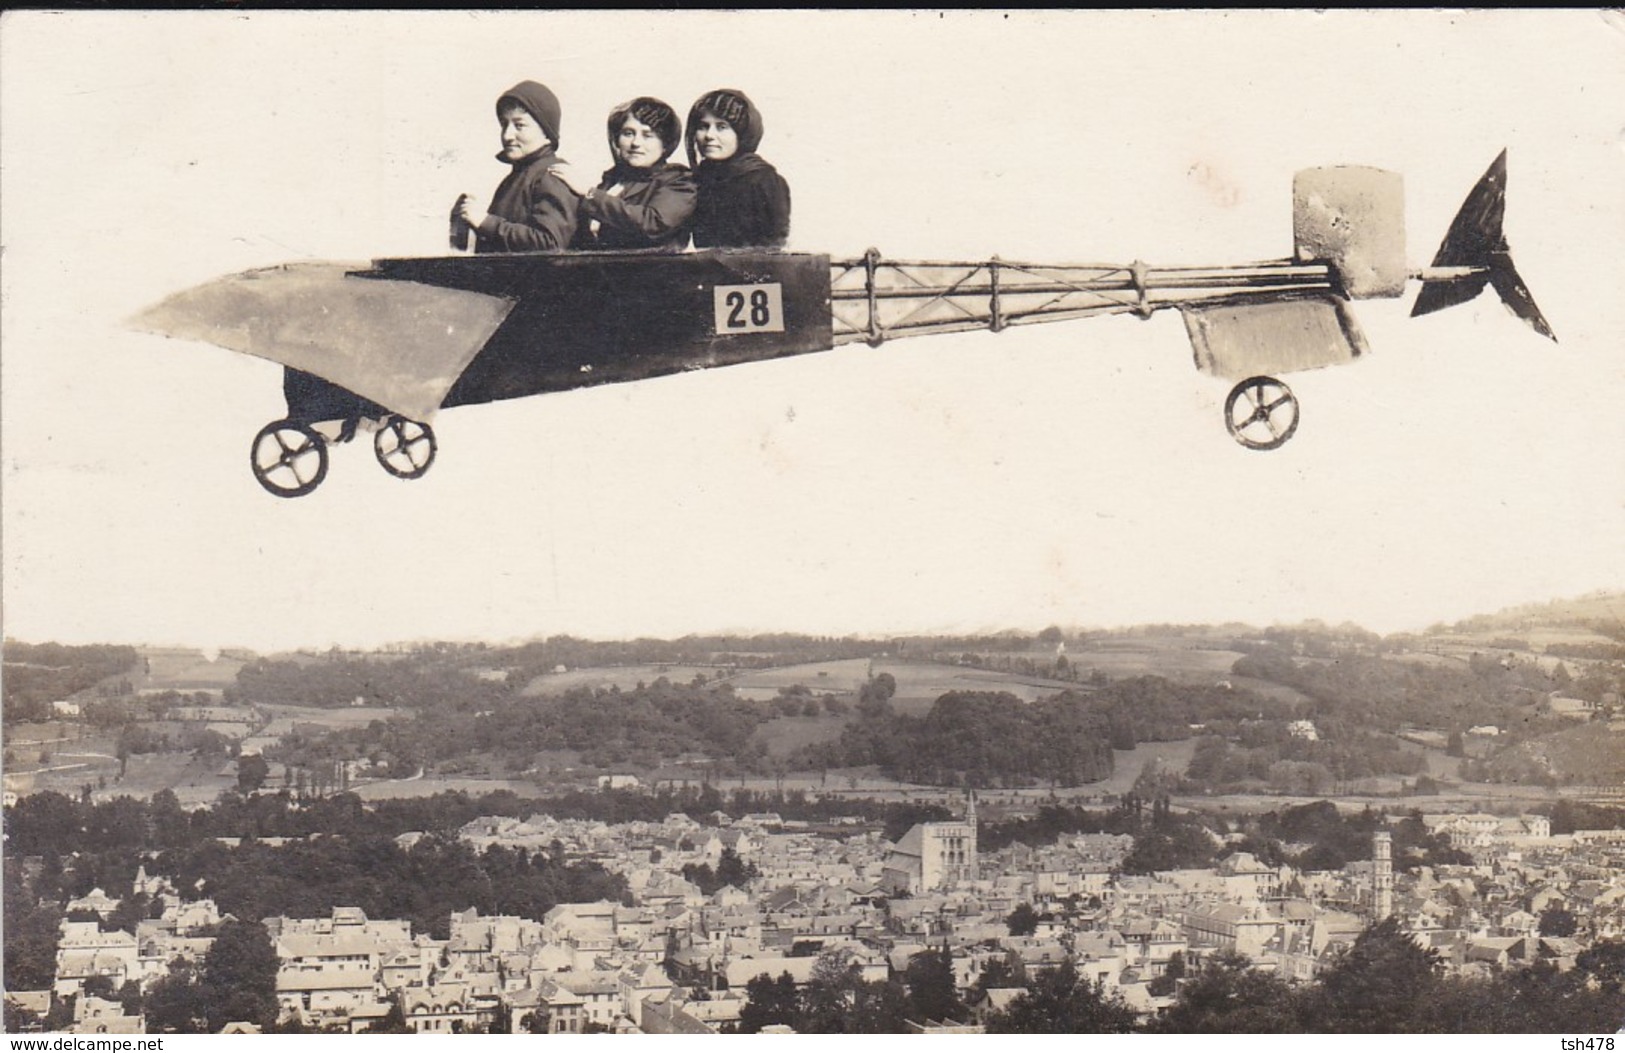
[549,163,594,198]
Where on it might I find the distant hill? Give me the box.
[1445,590,1625,636]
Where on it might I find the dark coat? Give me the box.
[474,145,579,253]
[691,154,791,250]
[573,162,697,252]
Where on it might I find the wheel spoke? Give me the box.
[374,419,435,479]
[252,420,329,497]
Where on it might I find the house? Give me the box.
[65,888,122,919]
[1464,936,1525,970]
[54,921,139,997]
[400,982,496,1034]
[446,909,543,962]
[639,992,717,1035]
[543,901,619,954]
[1181,903,1280,958]
[4,991,51,1030]
[676,991,745,1031]
[904,1019,984,1034]
[528,979,586,1034]
[619,960,676,1022]
[68,995,143,1035]
[552,970,623,1030]
[969,987,1025,1026]
[273,933,388,1026]
[721,954,826,989]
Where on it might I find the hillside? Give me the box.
[6,590,1624,801]
[1444,590,1625,637]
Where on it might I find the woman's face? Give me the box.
[693,112,739,162]
[614,114,664,169]
[497,105,550,162]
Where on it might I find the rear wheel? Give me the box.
[251,420,328,497]
[1224,376,1299,450]
[374,416,437,479]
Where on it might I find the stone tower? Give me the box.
[1372,829,1393,921]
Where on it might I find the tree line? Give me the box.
[2,642,140,722]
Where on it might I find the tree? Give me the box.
[739,971,799,1033]
[1148,949,1299,1032]
[1146,949,1186,997]
[903,948,964,1024]
[1575,940,1625,992]
[974,952,1025,998]
[715,847,757,890]
[986,960,1137,1034]
[145,960,208,1033]
[1005,902,1040,937]
[198,918,280,1031]
[847,976,910,1034]
[3,865,63,991]
[107,891,152,936]
[1538,906,1578,938]
[237,754,270,794]
[799,950,863,1033]
[1306,917,1441,1032]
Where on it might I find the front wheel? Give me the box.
[251,420,329,497]
[374,416,437,479]
[1224,376,1300,450]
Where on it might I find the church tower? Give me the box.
[1372,829,1393,921]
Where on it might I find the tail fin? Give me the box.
[1410,149,1556,341]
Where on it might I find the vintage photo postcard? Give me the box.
[3,9,1622,1038]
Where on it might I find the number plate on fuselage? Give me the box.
[713,283,785,334]
[363,251,832,409]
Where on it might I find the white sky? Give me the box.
[2,10,1622,652]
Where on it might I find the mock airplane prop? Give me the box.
[130,151,1553,498]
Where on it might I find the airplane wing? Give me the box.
[127,261,515,421]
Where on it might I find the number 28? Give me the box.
[725,288,773,328]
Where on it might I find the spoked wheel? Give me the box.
[374,416,437,480]
[1224,375,1300,450]
[251,420,329,498]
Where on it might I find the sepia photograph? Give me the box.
[3,9,1623,1037]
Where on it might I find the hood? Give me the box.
[607,97,682,164]
[685,88,765,168]
[496,80,562,148]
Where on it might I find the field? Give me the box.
[2,723,236,807]
[257,703,403,730]
[873,660,1076,713]
[726,658,877,701]
[748,710,853,757]
[139,647,246,690]
[521,665,732,696]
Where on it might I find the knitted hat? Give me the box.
[496,80,561,147]
[685,88,764,167]
[607,97,681,163]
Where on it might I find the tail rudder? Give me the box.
[1411,149,1555,341]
